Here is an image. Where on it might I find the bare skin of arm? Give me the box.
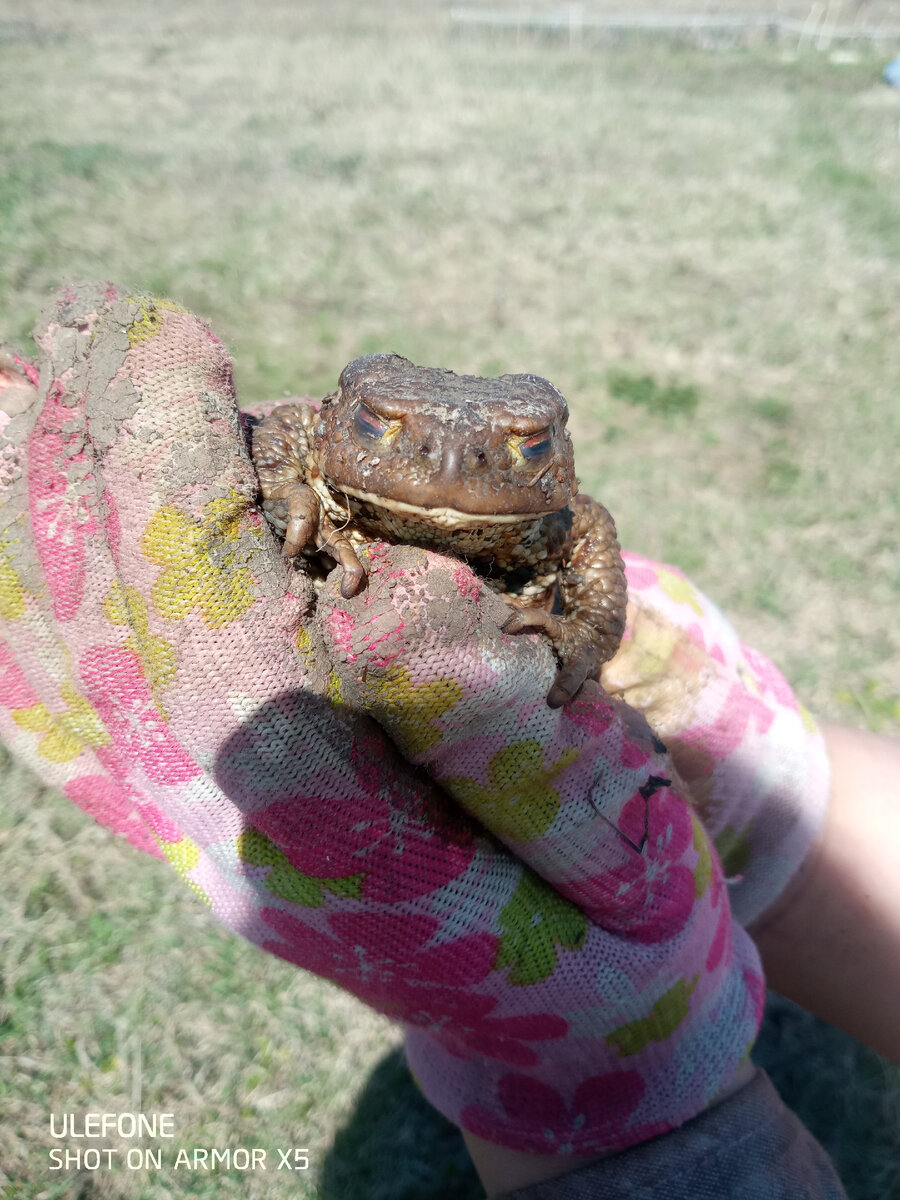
[464,720,900,1197]
[749,720,900,1064]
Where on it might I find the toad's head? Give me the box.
[313,354,577,531]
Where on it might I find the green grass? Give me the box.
[605,368,701,416]
[0,1,898,1195]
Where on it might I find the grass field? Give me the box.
[0,1,898,1196]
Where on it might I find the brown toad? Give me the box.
[251,353,626,707]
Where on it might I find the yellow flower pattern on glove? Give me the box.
[103,581,177,718]
[364,666,463,755]
[657,568,704,616]
[143,493,255,628]
[691,811,713,898]
[12,682,110,763]
[125,297,187,347]
[156,833,212,906]
[445,739,579,844]
[0,530,27,621]
[714,823,753,878]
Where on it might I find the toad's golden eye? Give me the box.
[520,429,552,459]
[354,403,390,441]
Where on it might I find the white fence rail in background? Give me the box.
[450,7,900,47]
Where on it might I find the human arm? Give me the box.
[751,720,900,1063]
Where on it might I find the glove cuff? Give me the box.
[404,922,764,1156]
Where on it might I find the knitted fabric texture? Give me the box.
[0,282,790,1155]
[599,563,830,927]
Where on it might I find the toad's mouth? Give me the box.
[325,482,565,529]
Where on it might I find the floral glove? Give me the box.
[315,543,765,1148]
[599,560,831,927]
[0,282,761,1156]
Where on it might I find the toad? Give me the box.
[251,353,626,707]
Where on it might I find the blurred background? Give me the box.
[1,1,898,1196]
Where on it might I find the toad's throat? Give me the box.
[321,480,566,530]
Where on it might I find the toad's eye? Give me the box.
[519,429,553,459]
[354,403,390,441]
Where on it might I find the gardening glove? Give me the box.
[599,559,831,928]
[0,282,762,1156]
[316,542,767,1148]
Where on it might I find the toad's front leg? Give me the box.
[503,495,627,707]
[252,404,365,599]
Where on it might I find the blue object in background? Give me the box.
[884,58,900,87]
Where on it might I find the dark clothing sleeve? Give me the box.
[498,1069,847,1200]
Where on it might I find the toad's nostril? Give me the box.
[419,444,431,457]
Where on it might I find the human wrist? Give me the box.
[462,1059,758,1198]
[750,721,900,1063]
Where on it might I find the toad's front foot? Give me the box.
[261,479,320,558]
[501,607,619,708]
[261,479,366,599]
[318,511,366,599]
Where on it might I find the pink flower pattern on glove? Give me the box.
[577,787,699,944]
